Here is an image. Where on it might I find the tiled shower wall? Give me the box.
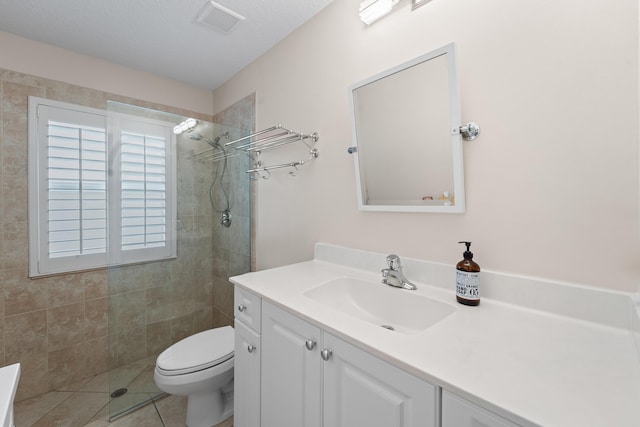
[211,93,255,326]
[0,69,254,401]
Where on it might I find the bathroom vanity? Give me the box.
[231,243,640,427]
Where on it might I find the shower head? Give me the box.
[189,132,221,149]
[188,131,205,141]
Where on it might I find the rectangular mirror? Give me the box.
[348,43,465,213]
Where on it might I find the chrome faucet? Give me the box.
[381,254,417,290]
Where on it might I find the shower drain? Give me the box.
[110,388,128,398]
[381,325,395,331]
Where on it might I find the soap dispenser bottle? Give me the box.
[456,241,480,306]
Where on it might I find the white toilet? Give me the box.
[154,326,234,427]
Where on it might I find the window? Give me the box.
[28,97,177,277]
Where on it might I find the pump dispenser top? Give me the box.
[456,241,480,306]
[460,241,473,260]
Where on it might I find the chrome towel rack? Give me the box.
[226,124,318,153]
[247,148,319,180]
[190,124,320,179]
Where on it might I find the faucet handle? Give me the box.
[386,254,401,270]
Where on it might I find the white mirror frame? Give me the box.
[348,43,465,213]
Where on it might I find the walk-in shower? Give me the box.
[105,102,251,420]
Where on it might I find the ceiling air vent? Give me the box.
[196,1,246,34]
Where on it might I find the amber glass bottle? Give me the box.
[456,241,480,306]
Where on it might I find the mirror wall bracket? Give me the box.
[454,122,481,141]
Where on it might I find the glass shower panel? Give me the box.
[105,101,251,420]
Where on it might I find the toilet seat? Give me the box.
[156,326,234,376]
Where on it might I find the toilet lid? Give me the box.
[156,326,234,376]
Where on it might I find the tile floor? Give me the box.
[13,357,233,427]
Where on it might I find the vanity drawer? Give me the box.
[234,286,262,333]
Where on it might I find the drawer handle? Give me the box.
[247,344,256,353]
[305,339,316,351]
[238,304,247,312]
[321,348,332,361]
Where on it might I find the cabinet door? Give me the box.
[323,333,437,427]
[261,302,322,427]
[441,391,518,427]
[234,320,261,427]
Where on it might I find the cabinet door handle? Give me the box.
[305,339,316,350]
[321,348,332,361]
[238,303,247,312]
[247,344,256,353]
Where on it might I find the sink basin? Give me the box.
[304,277,455,334]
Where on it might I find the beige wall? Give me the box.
[213,0,640,292]
[0,31,214,116]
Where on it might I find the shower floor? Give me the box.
[107,354,163,417]
[13,355,168,426]
[13,352,235,426]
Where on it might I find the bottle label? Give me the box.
[456,271,480,300]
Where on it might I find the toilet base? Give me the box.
[185,379,234,427]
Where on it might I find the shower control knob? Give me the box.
[320,348,333,361]
[305,339,316,350]
[247,344,256,353]
[238,304,247,312]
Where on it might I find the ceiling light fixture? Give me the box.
[173,118,197,135]
[359,0,399,25]
[196,1,246,34]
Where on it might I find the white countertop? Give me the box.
[230,244,640,427]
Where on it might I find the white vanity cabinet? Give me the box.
[240,297,437,427]
[234,288,262,427]
[233,287,521,427]
[441,391,518,427]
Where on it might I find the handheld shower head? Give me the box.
[188,132,203,141]
[189,132,221,149]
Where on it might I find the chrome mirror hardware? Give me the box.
[455,122,481,141]
[305,339,316,351]
[381,254,417,290]
[321,348,333,361]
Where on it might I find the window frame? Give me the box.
[28,97,177,277]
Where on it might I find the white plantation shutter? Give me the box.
[32,104,108,274]
[47,120,107,258]
[121,131,167,250]
[111,117,176,264]
[29,98,176,277]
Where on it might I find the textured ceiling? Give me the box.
[0,0,334,90]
